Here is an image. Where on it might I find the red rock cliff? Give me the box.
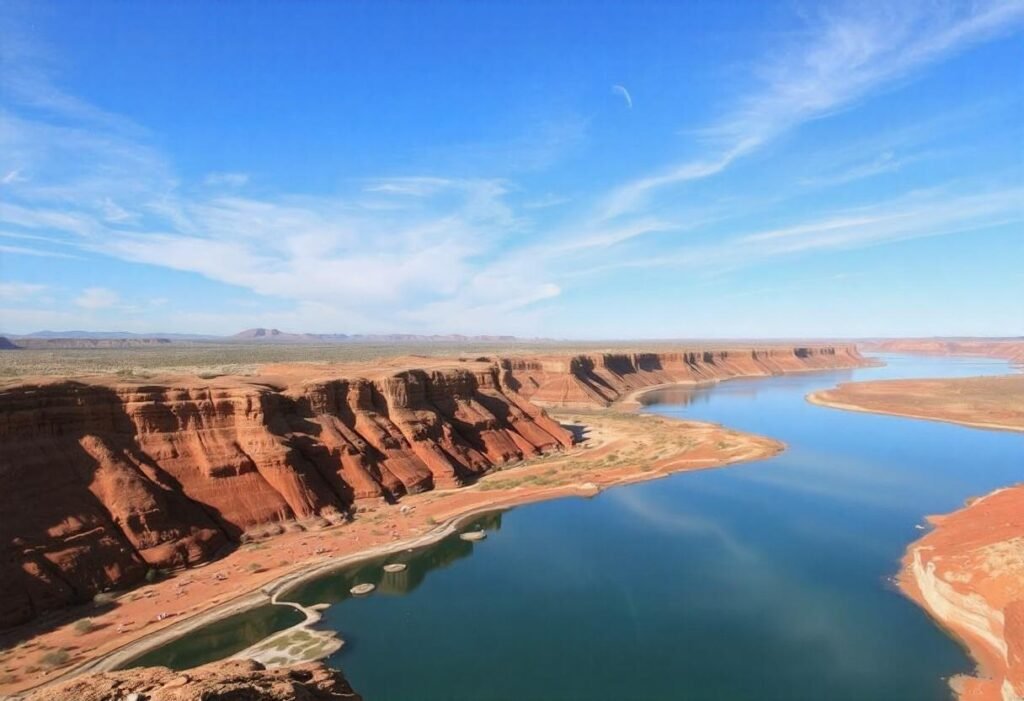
[0,363,571,628]
[503,344,867,406]
[0,345,865,628]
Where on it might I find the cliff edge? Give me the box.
[0,344,865,628]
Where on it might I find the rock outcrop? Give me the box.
[503,345,867,406]
[902,486,1024,701]
[22,658,361,701]
[0,363,572,628]
[0,345,865,628]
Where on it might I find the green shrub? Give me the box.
[73,618,95,635]
[40,649,69,668]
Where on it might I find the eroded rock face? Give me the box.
[503,345,868,407]
[902,486,1024,700]
[0,346,864,628]
[22,658,361,701]
[0,365,572,628]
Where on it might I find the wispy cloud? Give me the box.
[0,281,46,301]
[1,0,1021,335]
[204,172,249,188]
[74,286,119,309]
[0,34,556,332]
[601,1,1024,218]
[611,84,633,109]
[570,184,1024,278]
[0,243,80,259]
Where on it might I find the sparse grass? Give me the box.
[92,592,116,606]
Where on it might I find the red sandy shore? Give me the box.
[808,375,1024,434]
[811,356,1024,700]
[900,486,1024,701]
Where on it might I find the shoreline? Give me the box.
[5,402,783,697]
[805,370,1024,700]
[896,487,1024,701]
[806,391,1024,434]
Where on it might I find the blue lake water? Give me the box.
[133,354,1024,700]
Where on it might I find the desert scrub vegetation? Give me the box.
[72,618,95,634]
[39,648,69,668]
[0,339,735,379]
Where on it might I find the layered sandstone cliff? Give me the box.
[0,345,864,629]
[503,345,867,406]
[0,363,572,628]
[902,486,1024,701]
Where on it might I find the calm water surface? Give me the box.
[134,354,1024,700]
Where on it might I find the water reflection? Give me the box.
[123,602,303,670]
[120,512,503,671]
[125,354,1023,700]
[288,512,503,606]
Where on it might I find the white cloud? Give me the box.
[1,0,1021,336]
[74,286,119,309]
[601,1,1024,218]
[204,172,249,187]
[0,243,80,258]
[522,193,569,209]
[570,184,1024,278]
[0,281,46,301]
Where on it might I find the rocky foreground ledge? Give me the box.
[19,658,361,701]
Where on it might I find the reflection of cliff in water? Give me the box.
[287,511,504,607]
[122,602,303,671]
[638,370,858,409]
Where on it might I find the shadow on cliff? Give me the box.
[0,382,238,642]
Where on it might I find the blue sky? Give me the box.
[1,1,1022,338]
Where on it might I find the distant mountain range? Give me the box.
[230,328,521,343]
[0,327,528,349]
[8,330,218,340]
